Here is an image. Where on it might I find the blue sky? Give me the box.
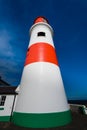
[0,0,87,100]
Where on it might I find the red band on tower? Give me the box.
[25,43,58,66]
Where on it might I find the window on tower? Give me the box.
[37,32,45,36]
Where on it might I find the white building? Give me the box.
[0,87,17,121]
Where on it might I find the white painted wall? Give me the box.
[0,95,15,117]
[13,95,18,112]
[29,22,54,47]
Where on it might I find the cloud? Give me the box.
[0,29,14,57]
[0,58,23,86]
[0,28,26,86]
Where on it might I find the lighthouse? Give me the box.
[12,17,71,128]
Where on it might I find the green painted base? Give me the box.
[12,110,72,128]
[0,116,10,122]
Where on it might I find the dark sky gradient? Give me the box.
[0,0,87,100]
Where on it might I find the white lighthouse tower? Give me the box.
[12,17,71,128]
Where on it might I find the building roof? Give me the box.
[0,87,17,94]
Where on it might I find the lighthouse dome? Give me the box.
[34,16,49,24]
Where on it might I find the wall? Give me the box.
[0,95,15,121]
